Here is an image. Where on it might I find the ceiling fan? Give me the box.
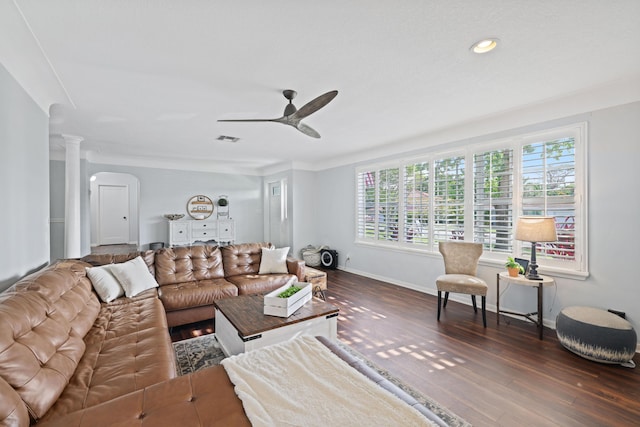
[218,89,338,138]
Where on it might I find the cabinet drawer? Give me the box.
[191,221,216,231]
[192,229,218,239]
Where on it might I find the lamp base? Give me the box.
[525,273,543,281]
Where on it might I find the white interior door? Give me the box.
[98,184,130,245]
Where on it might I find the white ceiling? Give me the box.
[6,1,640,174]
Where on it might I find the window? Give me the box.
[473,149,514,254]
[521,137,577,266]
[355,123,587,274]
[433,156,465,243]
[403,162,429,244]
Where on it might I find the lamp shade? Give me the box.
[515,216,557,243]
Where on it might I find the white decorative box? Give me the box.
[264,282,312,317]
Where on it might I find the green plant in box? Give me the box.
[278,285,302,298]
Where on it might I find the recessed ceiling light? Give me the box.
[470,38,499,54]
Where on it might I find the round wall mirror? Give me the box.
[187,195,214,220]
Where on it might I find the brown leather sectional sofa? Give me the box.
[0,242,303,426]
[82,242,305,327]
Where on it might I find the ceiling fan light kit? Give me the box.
[218,89,338,138]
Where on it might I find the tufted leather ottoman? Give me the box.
[556,306,637,368]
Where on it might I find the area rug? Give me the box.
[173,334,471,427]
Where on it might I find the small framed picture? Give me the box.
[514,257,529,275]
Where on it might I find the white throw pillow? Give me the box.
[109,256,159,298]
[258,247,290,274]
[86,264,124,303]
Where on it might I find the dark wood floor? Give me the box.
[170,269,640,427]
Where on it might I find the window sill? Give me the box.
[355,239,589,281]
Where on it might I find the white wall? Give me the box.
[0,64,50,291]
[291,170,318,258]
[306,101,640,335]
[47,162,265,255]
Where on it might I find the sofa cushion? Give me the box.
[109,256,160,298]
[155,246,225,286]
[37,365,251,427]
[221,242,271,278]
[258,247,290,274]
[226,273,296,296]
[85,265,124,302]
[81,250,156,277]
[158,279,238,312]
[0,261,99,421]
[0,376,29,427]
[40,295,176,422]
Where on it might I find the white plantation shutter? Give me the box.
[522,137,576,263]
[433,156,465,243]
[356,170,376,239]
[403,162,429,245]
[377,168,400,241]
[473,149,514,254]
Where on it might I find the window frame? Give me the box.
[354,122,588,277]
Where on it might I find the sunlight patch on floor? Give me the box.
[335,293,469,374]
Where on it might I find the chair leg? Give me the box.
[437,291,442,321]
[471,295,478,313]
[482,296,487,327]
[443,291,449,308]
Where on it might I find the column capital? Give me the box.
[61,134,84,145]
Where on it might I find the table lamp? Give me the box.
[515,216,557,280]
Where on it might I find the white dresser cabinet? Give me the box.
[168,219,235,247]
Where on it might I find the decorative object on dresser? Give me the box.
[186,194,214,220]
[163,213,184,221]
[515,216,558,280]
[217,195,229,219]
[168,218,235,246]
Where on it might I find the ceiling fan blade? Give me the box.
[297,122,321,138]
[218,118,277,123]
[293,90,338,120]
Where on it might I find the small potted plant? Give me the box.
[505,256,524,277]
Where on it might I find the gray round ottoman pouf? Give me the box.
[556,306,636,368]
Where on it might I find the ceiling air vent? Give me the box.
[216,135,240,143]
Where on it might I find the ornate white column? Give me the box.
[63,134,83,258]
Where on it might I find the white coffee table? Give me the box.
[214,294,339,356]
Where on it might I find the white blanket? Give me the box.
[221,335,436,427]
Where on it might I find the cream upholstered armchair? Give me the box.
[436,241,488,327]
